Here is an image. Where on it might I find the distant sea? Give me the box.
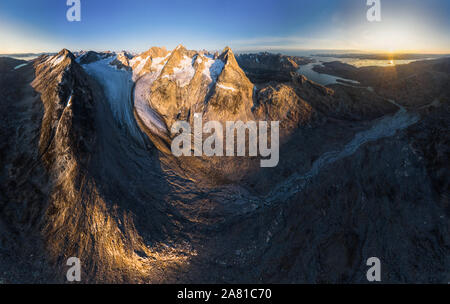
[0,53,54,61]
[237,49,449,67]
[307,56,420,68]
[297,54,447,86]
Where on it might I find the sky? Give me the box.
[1,0,449,54]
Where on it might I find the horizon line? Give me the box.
[1,47,450,56]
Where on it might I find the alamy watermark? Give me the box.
[171,113,280,168]
[66,0,81,22]
[66,257,81,282]
[64,255,380,282]
[366,257,381,282]
[366,0,381,22]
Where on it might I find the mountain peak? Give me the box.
[222,46,232,53]
[218,46,238,67]
[174,44,187,52]
[160,45,191,76]
[139,46,168,59]
[57,48,76,61]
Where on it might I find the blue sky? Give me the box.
[1,0,449,53]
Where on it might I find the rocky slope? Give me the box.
[237,52,313,83]
[131,45,256,131]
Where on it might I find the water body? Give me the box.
[0,54,44,61]
[313,56,419,68]
[298,61,360,86]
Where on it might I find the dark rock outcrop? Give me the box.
[237,52,313,83]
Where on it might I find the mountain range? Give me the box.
[0,45,448,283]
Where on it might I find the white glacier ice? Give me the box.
[82,56,144,143]
[163,55,196,87]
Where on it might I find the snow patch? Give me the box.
[132,56,150,76]
[14,63,28,70]
[129,55,142,66]
[129,53,171,81]
[217,84,236,92]
[202,57,224,83]
[50,55,66,66]
[67,95,73,107]
[150,53,171,74]
[164,55,196,87]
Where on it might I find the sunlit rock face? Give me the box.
[129,45,326,182]
[132,45,321,142]
[203,47,255,123]
[129,46,170,79]
[132,45,256,131]
[30,50,161,283]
